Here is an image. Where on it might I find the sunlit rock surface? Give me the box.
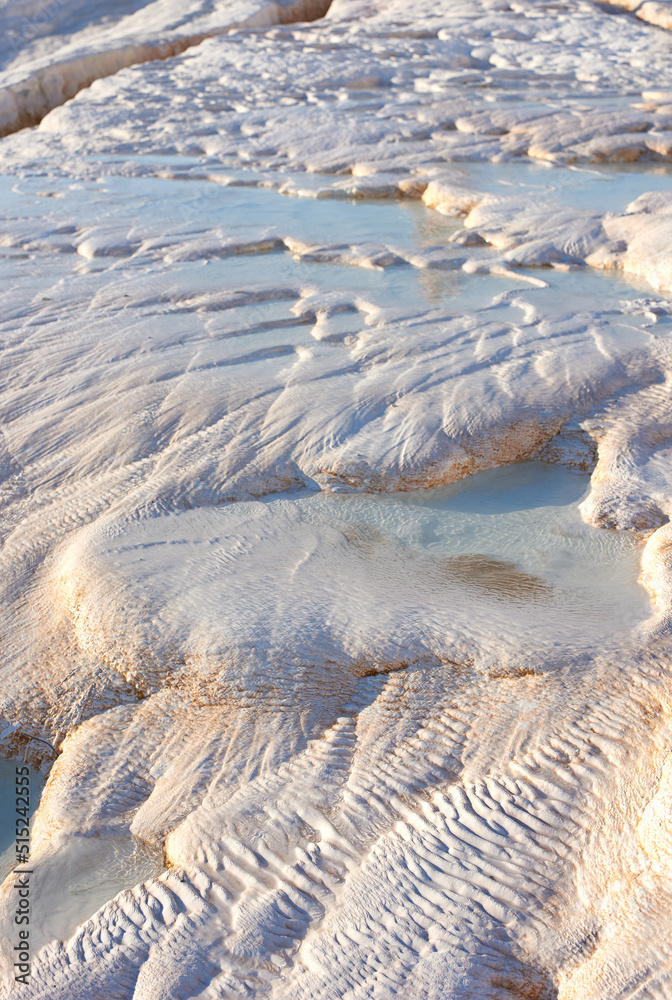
[0,0,333,136]
[1,0,672,997]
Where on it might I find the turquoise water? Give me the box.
[0,758,44,881]
[262,461,651,638]
[37,834,164,944]
[0,757,162,943]
[3,159,671,241]
[0,169,667,361]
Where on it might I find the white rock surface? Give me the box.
[0,0,332,135]
[1,0,672,997]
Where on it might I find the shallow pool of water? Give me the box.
[0,757,163,946]
[96,461,652,675]
[34,834,164,945]
[261,461,650,639]
[0,758,44,881]
[1,166,670,342]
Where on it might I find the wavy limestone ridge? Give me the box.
[0,0,672,995]
[6,649,672,998]
[2,0,672,173]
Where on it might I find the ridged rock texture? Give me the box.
[2,0,672,997]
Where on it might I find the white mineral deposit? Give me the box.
[1,0,672,997]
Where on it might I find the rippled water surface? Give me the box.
[1,166,669,367]
[264,461,651,638]
[40,835,164,943]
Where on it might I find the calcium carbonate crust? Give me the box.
[2,0,672,997]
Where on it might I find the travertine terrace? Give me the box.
[2,0,672,997]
